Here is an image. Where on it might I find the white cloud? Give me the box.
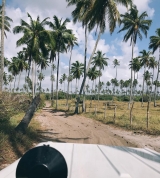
[4,0,155,91]
[118,0,154,18]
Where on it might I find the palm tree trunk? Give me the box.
[94,79,97,101]
[141,66,146,107]
[66,47,73,107]
[51,61,54,107]
[90,80,94,105]
[32,61,35,98]
[154,47,160,107]
[13,76,17,92]
[150,68,154,101]
[10,81,12,93]
[15,94,40,133]
[71,80,72,99]
[56,51,60,110]
[116,66,117,79]
[76,79,77,95]
[75,31,101,114]
[17,71,21,90]
[82,25,88,112]
[34,63,37,94]
[0,0,5,92]
[27,54,32,77]
[129,39,134,109]
[98,68,100,103]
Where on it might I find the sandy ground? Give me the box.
[35,103,160,152]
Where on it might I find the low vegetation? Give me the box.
[0,93,42,169]
[55,99,160,135]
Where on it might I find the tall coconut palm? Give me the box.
[8,57,19,92]
[16,52,28,90]
[38,72,45,92]
[68,75,74,99]
[113,59,120,79]
[91,50,108,102]
[4,57,10,68]
[118,5,152,107]
[129,57,141,80]
[62,73,67,93]
[66,33,78,107]
[144,70,152,96]
[0,1,13,91]
[87,66,99,104]
[50,64,56,107]
[50,74,55,105]
[139,50,153,106]
[59,78,63,90]
[13,13,54,97]
[68,0,132,114]
[67,0,93,111]
[149,28,160,106]
[8,74,14,92]
[48,15,72,109]
[71,61,84,95]
[149,57,157,99]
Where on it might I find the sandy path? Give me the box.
[35,103,160,152]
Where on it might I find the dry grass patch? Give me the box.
[55,99,160,135]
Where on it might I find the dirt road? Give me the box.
[35,103,160,152]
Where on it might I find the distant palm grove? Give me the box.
[1,0,160,113]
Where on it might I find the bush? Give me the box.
[38,94,46,109]
[139,95,149,102]
[45,93,50,100]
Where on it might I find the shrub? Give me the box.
[139,95,149,102]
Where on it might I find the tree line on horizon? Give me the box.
[0,0,160,115]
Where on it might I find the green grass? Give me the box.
[54,99,160,135]
[0,112,41,166]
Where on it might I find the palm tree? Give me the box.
[4,57,10,68]
[113,59,120,79]
[118,5,152,107]
[50,64,56,107]
[129,57,141,80]
[8,74,14,92]
[71,61,84,95]
[59,78,63,90]
[62,73,67,93]
[66,33,78,107]
[133,79,138,96]
[91,50,108,102]
[149,28,160,107]
[48,15,72,109]
[67,0,93,111]
[139,50,153,106]
[144,70,152,96]
[8,57,19,92]
[68,0,132,114]
[149,57,157,99]
[50,74,55,106]
[16,52,28,90]
[38,72,45,92]
[87,67,99,104]
[0,1,13,91]
[13,13,54,97]
[120,80,124,94]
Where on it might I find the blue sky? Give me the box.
[3,0,160,90]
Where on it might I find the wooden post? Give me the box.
[147,101,150,129]
[95,105,97,116]
[113,105,117,123]
[104,103,107,120]
[130,102,134,126]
